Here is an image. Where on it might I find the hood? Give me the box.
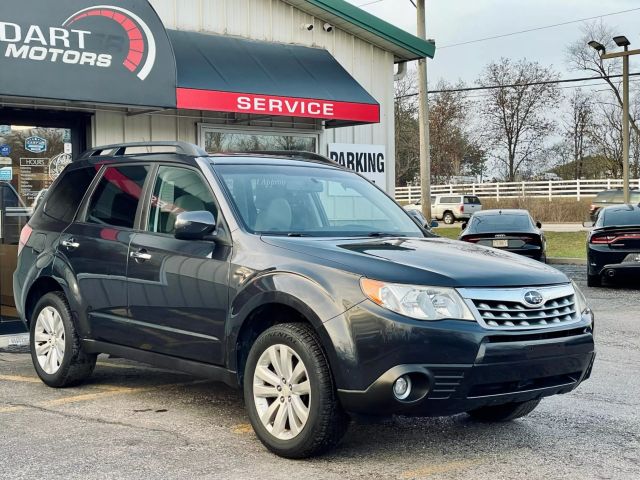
[261,236,568,288]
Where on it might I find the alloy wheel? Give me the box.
[253,344,311,440]
[34,306,65,375]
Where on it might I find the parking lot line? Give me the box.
[0,379,211,415]
[0,374,41,383]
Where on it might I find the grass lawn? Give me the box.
[434,227,587,259]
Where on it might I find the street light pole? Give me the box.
[417,0,432,221]
[622,45,630,204]
[589,36,640,204]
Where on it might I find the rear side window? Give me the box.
[85,165,149,229]
[43,167,97,223]
[440,196,460,204]
[464,196,481,205]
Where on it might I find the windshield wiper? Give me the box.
[287,232,309,237]
[367,232,405,238]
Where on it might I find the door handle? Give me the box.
[61,239,80,249]
[130,250,152,261]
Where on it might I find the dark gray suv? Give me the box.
[14,142,595,458]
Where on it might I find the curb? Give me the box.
[548,257,587,265]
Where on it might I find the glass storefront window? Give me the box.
[1,124,73,325]
[202,128,318,154]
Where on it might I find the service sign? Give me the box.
[0,0,176,107]
[328,143,387,191]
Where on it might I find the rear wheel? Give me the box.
[467,399,541,422]
[443,212,455,224]
[30,292,96,387]
[587,273,602,287]
[244,323,349,458]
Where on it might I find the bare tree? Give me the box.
[588,102,624,177]
[564,89,593,179]
[394,71,420,186]
[477,58,560,181]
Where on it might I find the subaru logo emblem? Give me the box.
[523,290,544,307]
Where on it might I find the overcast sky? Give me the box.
[347,0,640,87]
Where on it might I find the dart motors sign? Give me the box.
[0,0,175,107]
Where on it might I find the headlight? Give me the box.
[572,281,589,315]
[360,278,475,321]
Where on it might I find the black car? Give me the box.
[14,142,594,458]
[589,188,640,221]
[459,209,546,262]
[585,204,640,287]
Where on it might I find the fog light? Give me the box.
[393,375,412,400]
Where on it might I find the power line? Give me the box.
[395,72,640,99]
[439,7,640,49]
[354,0,385,7]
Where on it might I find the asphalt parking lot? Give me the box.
[1,265,638,480]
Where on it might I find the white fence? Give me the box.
[395,179,640,202]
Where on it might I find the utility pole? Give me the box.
[417,0,432,221]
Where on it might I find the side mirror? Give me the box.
[536,221,542,229]
[582,221,594,228]
[175,210,217,240]
[430,220,439,229]
[461,222,468,230]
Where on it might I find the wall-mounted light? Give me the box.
[301,23,314,31]
[323,23,333,33]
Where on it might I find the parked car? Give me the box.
[589,188,640,221]
[405,194,482,224]
[459,209,547,262]
[584,204,640,287]
[15,142,594,459]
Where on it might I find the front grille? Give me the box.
[458,284,581,330]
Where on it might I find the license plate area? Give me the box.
[493,239,509,248]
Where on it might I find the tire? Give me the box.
[244,323,349,458]
[467,399,541,422]
[30,291,96,388]
[443,212,455,224]
[587,273,601,288]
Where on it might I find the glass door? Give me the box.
[0,124,73,326]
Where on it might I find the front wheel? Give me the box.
[30,292,96,388]
[244,323,349,458]
[467,399,541,422]
[443,212,455,224]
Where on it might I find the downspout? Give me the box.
[394,61,408,81]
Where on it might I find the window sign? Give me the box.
[0,167,12,181]
[328,143,387,192]
[0,145,11,156]
[24,136,47,154]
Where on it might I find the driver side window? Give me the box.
[147,166,218,235]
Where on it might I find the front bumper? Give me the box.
[326,301,595,416]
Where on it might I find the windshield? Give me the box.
[470,213,532,233]
[213,163,423,237]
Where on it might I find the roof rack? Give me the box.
[247,150,337,164]
[78,141,208,160]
